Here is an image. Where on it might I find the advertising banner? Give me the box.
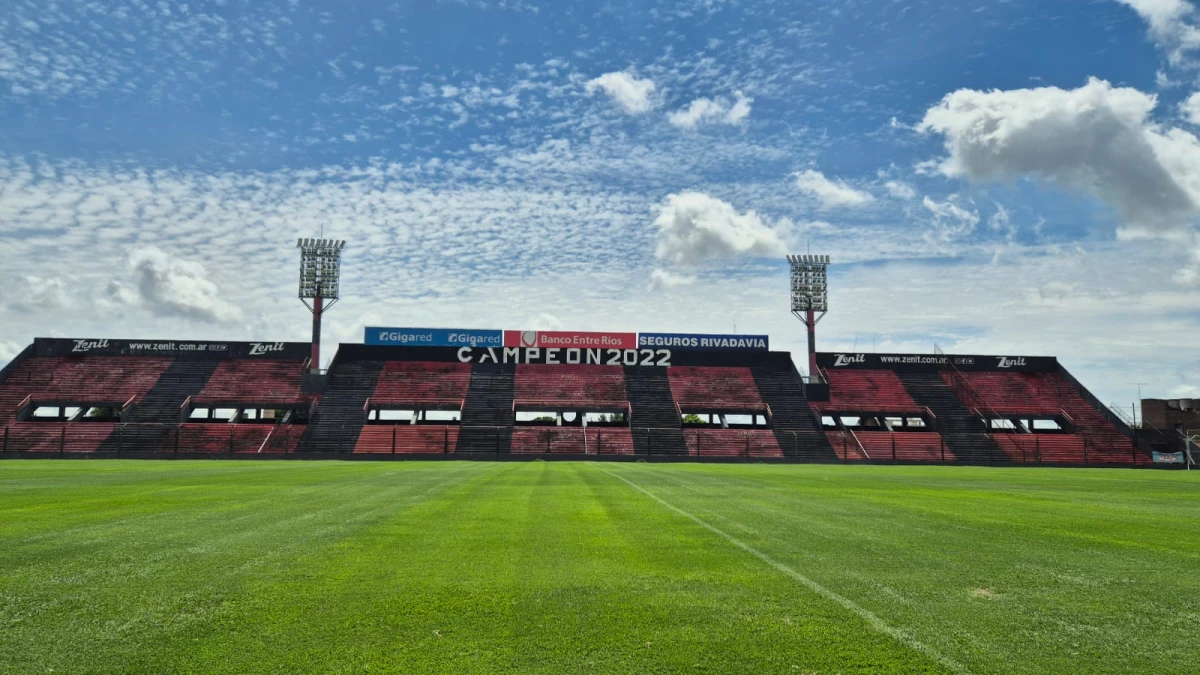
[815,352,1058,373]
[502,330,637,350]
[32,338,311,359]
[365,327,503,348]
[638,332,769,351]
[1152,451,1185,464]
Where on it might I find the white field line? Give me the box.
[597,466,971,675]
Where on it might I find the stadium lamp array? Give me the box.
[297,239,346,300]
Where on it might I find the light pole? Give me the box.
[787,254,829,382]
[297,238,346,374]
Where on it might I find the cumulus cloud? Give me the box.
[918,77,1200,236]
[652,191,787,266]
[649,268,697,290]
[668,99,725,129]
[794,170,874,209]
[667,91,752,129]
[5,275,72,313]
[726,91,752,124]
[118,247,242,324]
[1116,0,1200,65]
[585,71,656,114]
[1182,91,1200,123]
[884,180,916,200]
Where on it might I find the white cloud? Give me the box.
[524,312,565,331]
[1168,383,1200,397]
[0,340,21,364]
[667,91,752,129]
[1182,91,1200,124]
[668,98,725,129]
[794,170,874,209]
[1038,280,1083,302]
[1175,235,1200,283]
[652,191,787,266]
[585,71,656,114]
[988,201,1017,236]
[987,204,1019,261]
[649,268,698,290]
[1116,0,1200,65]
[4,275,72,313]
[884,180,916,200]
[918,77,1200,237]
[120,247,242,324]
[726,91,752,124]
[923,196,980,245]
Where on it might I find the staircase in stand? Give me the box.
[455,364,514,454]
[623,366,687,455]
[298,361,383,453]
[752,367,835,460]
[898,372,1007,463]
[99,359,221,453]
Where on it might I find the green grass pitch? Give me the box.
[1,461,1197,674]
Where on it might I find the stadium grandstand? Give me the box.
[0,335,1181,466]
[0,244,1189,466]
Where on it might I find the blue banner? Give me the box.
[638,332,769,351]
[365,327,503,348]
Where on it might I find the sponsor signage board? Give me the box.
[33,338,310,359]
[365,328,765,352]
[503,330,637,350]
[638,332,769,351]
[365,327,503,348]
[1153,451,1185,464]
[815,352,1058,372]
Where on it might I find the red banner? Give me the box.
[503,330,637,350]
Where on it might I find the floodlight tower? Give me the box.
[787,254,830,382]
[297,238,346,374]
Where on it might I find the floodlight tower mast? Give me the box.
[297,238,346,374]
[787,254,830,382]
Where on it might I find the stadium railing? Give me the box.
[0,421,1171,465]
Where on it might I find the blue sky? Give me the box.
[1,0,1197,407]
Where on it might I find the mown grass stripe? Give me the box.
[596,464,971,675]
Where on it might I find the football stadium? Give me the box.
[1,243,1197,674]
[1,247,1188,465]
[5,1,1200,672]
